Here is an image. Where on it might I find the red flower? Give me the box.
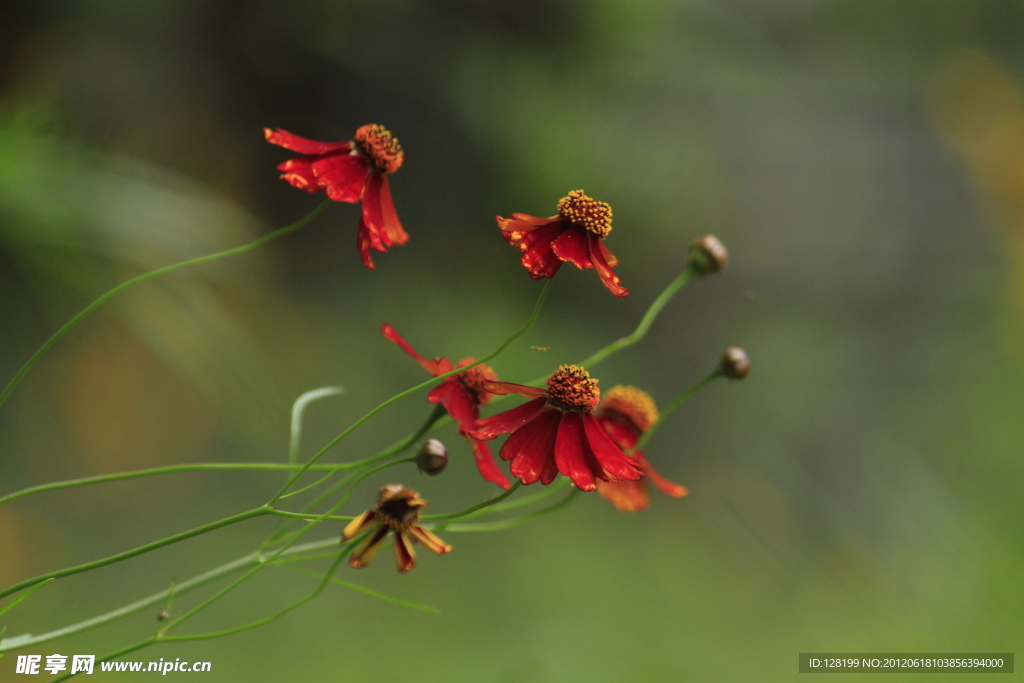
[593,386,688,512]
[343,484,451,573]
[264,124,408,269]
[497,190,627,297]
[381,324,511,489]
[471,365,642,490]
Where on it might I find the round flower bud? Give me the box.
[416,438,449,476]
[688,235,728,275]
[718,347,750,379]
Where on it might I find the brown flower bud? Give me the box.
[157,610,170,622]
[718,347,750,379]
[688,235,728,275]
[416,438,448,476]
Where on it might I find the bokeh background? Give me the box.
[1,0,1023,680]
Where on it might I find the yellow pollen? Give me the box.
[600,385,659,432]
[556,190,613,237]
[546,364,600,412]
[354,123,403,174]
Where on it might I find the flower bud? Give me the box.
[688,235,728,275]
[157,610,170,622]
[416,438,448,476]
[718,347,750,379]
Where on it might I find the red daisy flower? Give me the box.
[264,123,408,269]
[471,365,642,490]
[593,385,688,512]
[343,484,451,573]
[497,190,628,297]
[381,324,511,489]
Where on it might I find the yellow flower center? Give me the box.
[546,364,600,412]
[556,190,613,237]
[600,385,659,432]
[354,124,403,174]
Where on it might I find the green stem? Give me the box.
[0,507,270,600]
[0,200,331,412]
[0,538,339,653]
[282,566,439,613]
[421,481,521,520]
[0,579,53,620]
[443,489,581,532]
[51,638,157,683]
[576,265,695,368]
[269,279,553,504]
[630,370,722,454]
[0,462,363,507]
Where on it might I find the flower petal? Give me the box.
[348,525,389,568]
[554,411,598,491]
[441,383,479,432]
[356,214,381,270]
[517,222,566,280]
[497,213,560,246]
[481,381,547,398]
[472,397,548,440]
[596,479,650,512]
[582,413,642,481]
[597,238,619,267]
[381,324,452,376]
[539,451,560,485]
[342,510,377,541]
[311,154,369,203]
[264,128,352,155]
[276,157,322,192]
[635,451,688,498]
[551,224,594,270]
[503,408,562,484]
[394,531,417,573]
[470,438,512,489]
[410,525,453,555]
[379,176,409,246]
[588,232,628,297]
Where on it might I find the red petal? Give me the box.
[517,222,566,280]
[596,479,650,512]
[381,324,452,376]
[470,438,512,489]
[502,408,562,484]
[442,383,479,432]
[264,128,352,155]
[554,412,598,491]
[356,214,379,270]
[598,414,640,450]
[276,157,322,193]
[410,526,452,554]
[393,531,417,573]
[379,176,409,246]
[597,238,619,267]
[311,154,369,203]
[472,397,548,440]
[539,451,560,485]
[481,381,547,398]
[551,224,594,270]
[635,451,688,498]
[583,413,642,481]
[588,233,628,297]
[348,525,389,568]
[497,214,560,246]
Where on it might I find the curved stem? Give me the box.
[0,200,332,412]
[421,481,521,520]
[0,462,362,507]
[0,507,270,600]
[630,370,722,454]
[269,279,553,504]
[442,489,581,532]
[51,638,157,683]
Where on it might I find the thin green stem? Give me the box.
[267,510,354,522]
[269,280,553,505]
[0,200,331,412]
[421,481,521,520]
[51,638,157,683]
[0,507,269,600]
[289,386,345,464]
[576,265,695,368]
[630,370,722,454]
[0,462,364,507]
[0,578,53,620]
[282,566,439,613]
[442,489,582,532]
[0,538,339,653]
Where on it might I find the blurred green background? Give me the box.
[1,0,1023,680]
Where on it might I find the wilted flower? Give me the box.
[497,190,627,297]
[382,324,511,489]
[264,124,408,269]
[594,386,688,512]
[342,484,451,573]
[472,365,642,490]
